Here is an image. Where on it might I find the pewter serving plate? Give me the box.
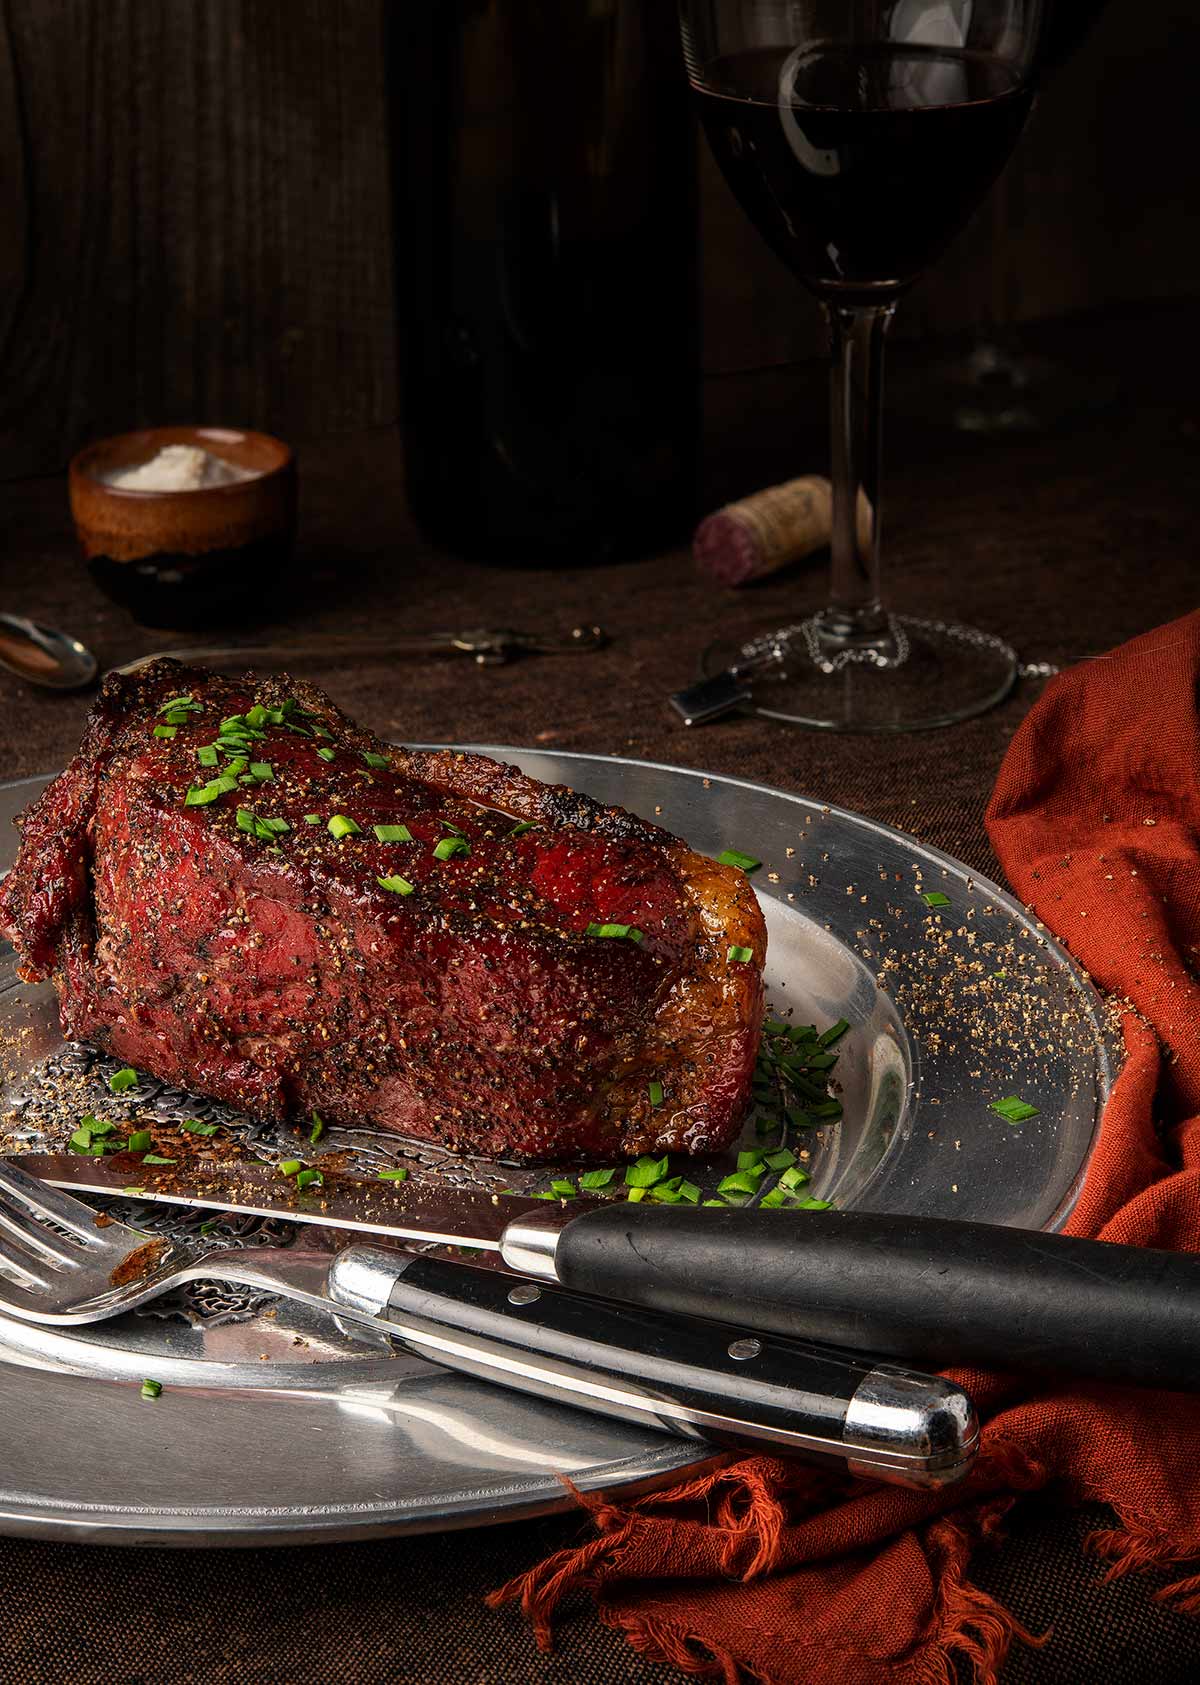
[0,753,1119,1545]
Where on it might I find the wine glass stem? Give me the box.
[817,301,898,656]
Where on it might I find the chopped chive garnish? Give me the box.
[198,1219,219,1235]
[158,695,195,713]
[780,1164,812,1189]
[309,1112,325,1145]
[585,922,644,943]
[921,891,951,908]
[801,1051,838,1071]
[223,756,247,776]
[677,1180,701,1204]
[651,1183,683,1203]
[142,1154,176,1165]
[992,969,1008,980]
[362,751,391,769]
[625,1154,669,1189]
[127,1129,153,1151]
[377,875,415,895]
[764,1148,796,1170]
[717,1168,764,1196]
[108,1067,138,1093]
[328,815,362,839]
[817,1018,851,1047]
[990,1095,1040,1124]
[648,1080,664,1107]
[163,709,193,725]
[140,1379,163,1401]
[374,824,414,843]
[153,724,177,739]
[626,1186,647,1203]
[184,783,222,806]
[180,1118,219,1136]
[727,945,753,964]
[278,1159,303,1177]
[701,1198,726,1207]
[69,1116,113,1153]
[737,1150,765,1171]
[121,1187,146,1197]
[579,1168,616,1190]
[550,1179,577,1198]
[377,1167,408,1181]
[717,849,762,874]
[797,1197,833,1210]
[508,821,536,838]
[439,819,465,837]
[317,747,336,762]
[760,1188,788,1208]
[304,814,321,825]
[237,809,289,841]
[196,745,219,767]
[295,1168,323,1192]
[249,762,273,781]
[433,836,470,860]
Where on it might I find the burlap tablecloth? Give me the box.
[1,311,1197,1681]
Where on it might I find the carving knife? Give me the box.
[13,1150,1200,1392]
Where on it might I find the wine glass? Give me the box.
[894,0,1114,439]
[680,0,1047,731]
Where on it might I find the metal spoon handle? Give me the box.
[114,625,606,676]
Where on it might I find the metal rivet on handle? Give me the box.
[507,1283,542,1307]
[728,1337,762,1361]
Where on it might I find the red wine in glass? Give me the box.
[695,46,1034,301]
[680,0,1046,733]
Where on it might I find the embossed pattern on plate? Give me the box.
[0,753,1119,1543]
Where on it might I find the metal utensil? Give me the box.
[0,1161,975,1485]
[17,1150,1200,1392]
[670,641,787,724]
[114,624,607,676]
[0,614,98,691]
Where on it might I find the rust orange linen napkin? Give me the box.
[490,611,1200,1683]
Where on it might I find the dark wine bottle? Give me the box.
[387,0,698,564]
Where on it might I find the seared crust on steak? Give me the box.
[0,661,765,1160]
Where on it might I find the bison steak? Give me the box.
[0,661,765,1160]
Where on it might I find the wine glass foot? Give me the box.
[703,615,1018,733]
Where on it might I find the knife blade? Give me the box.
[11,1151,554,1249]
[14,1151,1200,1391]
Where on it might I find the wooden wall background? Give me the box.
[0,0,1196,482]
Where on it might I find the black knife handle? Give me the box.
[326,1247,978,1487]
[530,1207,1200,1392]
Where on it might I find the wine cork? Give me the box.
[693,475,833,587]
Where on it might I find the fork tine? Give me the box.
[0,1160,110,1244]
[0,1229,57,1291]
[0,1197,83,1268]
